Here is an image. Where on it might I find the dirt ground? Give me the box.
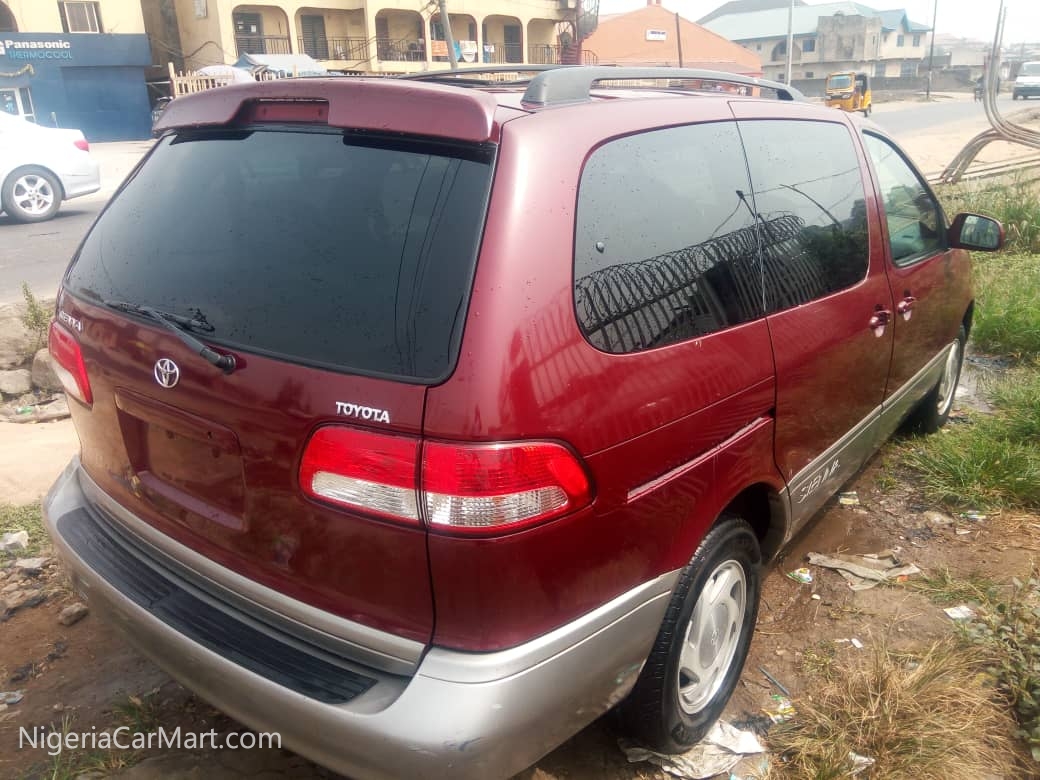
[2,102,1039,779]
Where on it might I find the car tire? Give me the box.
[617,515,761,753]
[2,167,63,223]
[906,325,967,435]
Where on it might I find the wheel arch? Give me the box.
[716,482,789,562]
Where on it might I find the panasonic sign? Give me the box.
[1,39,74,60]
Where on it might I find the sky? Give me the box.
[594,0,1040,44]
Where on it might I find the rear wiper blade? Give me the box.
[104,300,214,331]
[104,300,236,374]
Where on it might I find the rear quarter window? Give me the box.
[64,128,494,382]
[573,122,763,354]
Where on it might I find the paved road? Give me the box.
[0,197,104,302]
[871,93,1018,138]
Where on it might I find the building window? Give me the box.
[912,34,921,46]
[802,38,816,53]
[896,34,905,47]
[58,1,102,33]
[756,43,762,51]
[875,62,885,78]
[804,71,814,79]
[900,60,918,78]
[0,1,17,32]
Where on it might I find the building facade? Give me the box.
[163,0,576,75]
[0,0,152,139]
[585,1,762,74]
[702,1,930,84]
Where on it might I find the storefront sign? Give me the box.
[645,29,667,41]
[0,39,74,60]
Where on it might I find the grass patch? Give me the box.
[971,253,1040,359]
[113,692,162,734]
[938,177,1040,254]
[0,503,47,557]
[801,640,838,677]
[909,567,998,605]
[766,639,1024,778]
[901,367,1040,511]
[964,575,1040,761]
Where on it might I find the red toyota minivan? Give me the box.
[43,67,1003,778]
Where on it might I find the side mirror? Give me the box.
[947,212,1004,252]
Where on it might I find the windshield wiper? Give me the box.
[104,300,236,374]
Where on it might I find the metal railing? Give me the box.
[234,35,291,56]
[482,42,524,64]
[528,44,598,65]
[298,36,369,61]
[376,37,426,62]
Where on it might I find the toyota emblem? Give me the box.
[154,358,180,388]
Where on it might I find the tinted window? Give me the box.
[574,123,762,354]
[739,120,870,313]
[65,129,494,381]
[864,133,943,265]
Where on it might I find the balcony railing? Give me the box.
[376,38,426,62]
[482,42,524,64]
[298,36,369,61]
[528,44,598,65]
[235,35,291,56]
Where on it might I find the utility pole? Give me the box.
[675,12,684,67]
[925,0,938,100]
[437,0,458,70]
[785,0,794,84]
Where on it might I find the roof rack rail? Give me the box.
[520,66,804,106]
[398,65,578,84]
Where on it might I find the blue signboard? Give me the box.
[0,33,152,141]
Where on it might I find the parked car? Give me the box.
[150,96,173,137]
[43,66,1003,779]
[0,111,100,223]
[1013,61,1040,100]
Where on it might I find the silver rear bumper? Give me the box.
[44,458,676,780]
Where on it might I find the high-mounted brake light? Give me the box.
[48,321,92,405]
[299,428,592,535]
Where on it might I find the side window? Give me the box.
[864,133,944,266]
[739,120,870,314]
[574,123,762,354]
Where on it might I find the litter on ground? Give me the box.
[806,550,921,591]
[786,567,813,584]
[620,721,766,779]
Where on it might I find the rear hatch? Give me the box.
[58,119,495,648]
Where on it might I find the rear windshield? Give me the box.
[1021,63,1040,76]
[65,128,495,382]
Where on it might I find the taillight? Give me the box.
[48,321,92,405]
[299,428,592,535]
[422,441,591,534]
[74,139,89,152]
[299,427,420,524]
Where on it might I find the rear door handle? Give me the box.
[897,295,916,319]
